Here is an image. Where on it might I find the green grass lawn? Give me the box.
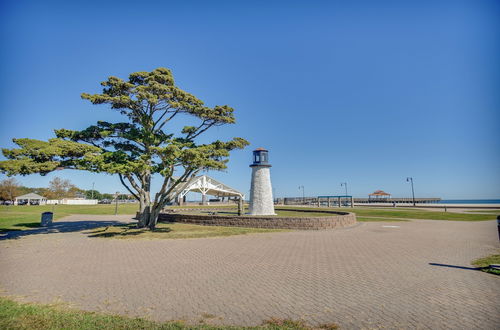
[466,210,500,214]
[278,206,496,221]
[0,204,141,232]
[472,254,500,275]
[0,296,335,330]
[1,203,496,234]
[86,222,286,239]
[356,217,409,222]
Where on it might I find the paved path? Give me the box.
[0,215,499,329]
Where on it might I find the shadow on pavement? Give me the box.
[429,263,486,271]
[0,220,129,240]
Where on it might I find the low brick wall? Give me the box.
[158,209,357,230]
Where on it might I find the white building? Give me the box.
[14,193,47,205]
[46,198,98,205]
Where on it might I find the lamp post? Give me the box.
[298,185,305,204]
[341,182,348,207]
[406,177,415,206]
[341,182,348,196]
[91,182,95,200]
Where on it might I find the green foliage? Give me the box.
[84,189,102,200]
[1,138,100,176]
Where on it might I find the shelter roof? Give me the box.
[170,175,244,198]
[15,193,46,200]
[369,190,391,196]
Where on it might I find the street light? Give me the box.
[91,182,95,200]
[340,182,348,196]
[406,177,416,206]
[298,185,305,204]
[341,182,348,207]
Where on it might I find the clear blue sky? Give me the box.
[1,0,499,199]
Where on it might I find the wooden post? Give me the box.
[317,198,320,207]
[351,196,354,208]
[338,197,341,207]
[328,197,331,208]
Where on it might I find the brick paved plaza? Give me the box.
[0,215,499,329]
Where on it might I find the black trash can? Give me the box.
[41,212,53,227]
[497,216,500,241]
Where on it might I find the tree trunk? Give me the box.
[137,193,148,228]
[137,201,164,230]
[148,208,161,230]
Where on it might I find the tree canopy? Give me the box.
[0,68,249,228]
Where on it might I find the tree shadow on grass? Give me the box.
[86,224,172,238]
[0,222,42,233]
[0,220,129,241]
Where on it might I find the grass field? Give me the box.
[466,210,500,214]
[472,254,500,275]
[277,206,497,221]
[0,296,330,330]
[1,204,497,233]
[356,217,409,222]
[0,204,141,233]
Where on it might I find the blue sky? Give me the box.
[0,0,499,199]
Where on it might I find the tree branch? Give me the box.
[155,168,196,209]
[155,110,179,132]
[118,174,140,200]
[125,173,142,193]
[186,120,217,140]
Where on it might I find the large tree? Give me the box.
[0,178,20,201]
[0,68,248,229]
[45,177,80,200]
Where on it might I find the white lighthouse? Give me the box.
[249,148,275,215]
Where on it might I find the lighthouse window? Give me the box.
[255,154,260,162]
[262,153,267,162]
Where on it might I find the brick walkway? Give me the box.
[0,215,499,329]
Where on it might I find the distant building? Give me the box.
[14,193,47,205]
[368,190,391,202]
[46,198,98,205]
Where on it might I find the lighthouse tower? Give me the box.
[249,148,275,215]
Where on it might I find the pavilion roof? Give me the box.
[15,192,46,200]
[170,175,244,198]
[369,190,391,196]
